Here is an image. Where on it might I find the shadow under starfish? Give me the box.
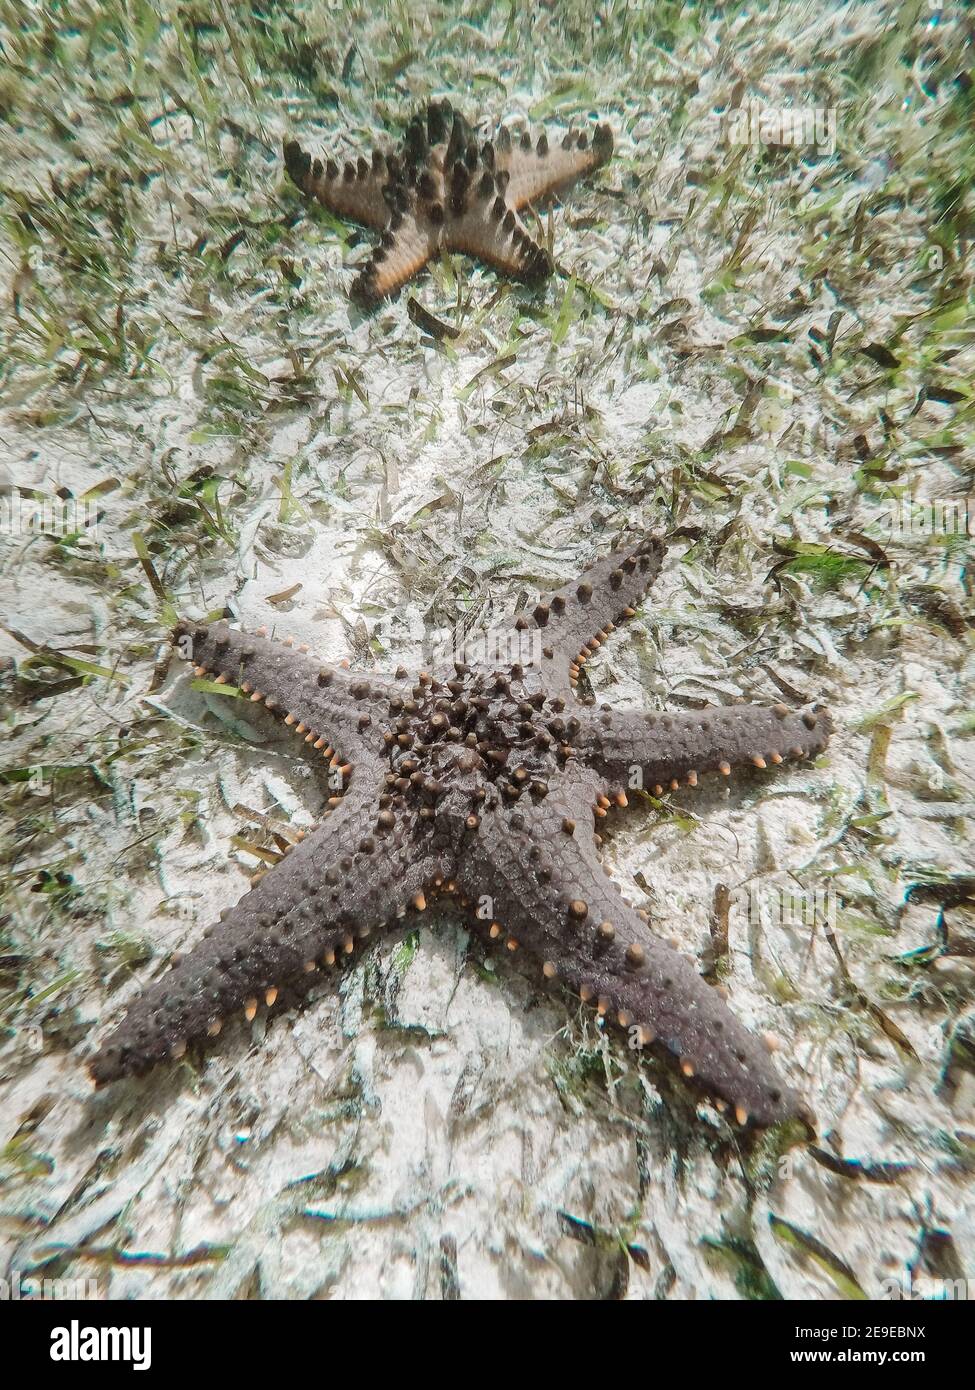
[90,537,831,1130]
[283,98,613,306]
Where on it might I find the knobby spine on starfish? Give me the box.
[90,537,831,1130]
[283,98,614,306]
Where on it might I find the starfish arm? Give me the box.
[506,535,665,692]
[448,195,553,285]
[457,784,806,1128]
[350,206,440,306]
[89,784,435,1083]
[493,123,613,211]
[574,702,833,796]
[284,138,392,230]
[173,617,405,775]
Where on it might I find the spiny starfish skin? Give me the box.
[90,538,831,1129]
[283,99,613,306]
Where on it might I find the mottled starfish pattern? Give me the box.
[90,537,831,1129]
[283,99,613,306]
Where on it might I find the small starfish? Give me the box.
[283,99,613,306]
[90,536,830,1129]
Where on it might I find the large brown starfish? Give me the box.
[90,536,830,1129]
[283,99,613,306]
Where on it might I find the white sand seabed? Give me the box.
[0,1,973,1299]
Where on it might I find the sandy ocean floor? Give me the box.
[1,1,973,1299]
